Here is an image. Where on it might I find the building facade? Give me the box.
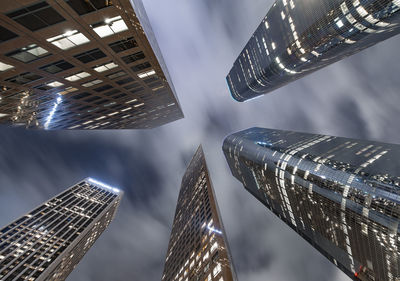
[0,178,123,280]
[223,128,400,281]
[0,0,183,129]
[162,146,236,281]
[227,0,400,101]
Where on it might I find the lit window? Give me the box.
[59,87,78,95]
[6,44,49,63]
[92,16,128,38]
[138,69,156,79]
[0,61,14,72]
[47,81,64,88]
[210,241,218,253]
[65,72,91,82]
[93,62,118,72]
[47,30,90,50]
[134,103,144,108]
[336,19,344,28]
[82,79,102,87]
[213,263,222,277]
[203,251,209,262]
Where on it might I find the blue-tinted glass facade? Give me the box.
[227,0,400,101]
[223,127,400,281]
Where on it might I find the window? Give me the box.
[213,263,221,277]
[131,62,151,72]
[121,51,145,64]
[64,72,91,82]
[47,30,89,50]
[47,81,64,88]
[66,0,112,15]
[91,16,128,38]
[6,44,49,63]
[106,71,126,80]
[94,84,112,92]
[0,26,18,42]
[84,96,101,103]
[116,77,134,85]
[7,2,65,31]
[0,62,14,72]
[109,37,137,53]
[72,92,91,100]
[5,72,42,85]
[59,87,78,95]
[82,79,102,87]
[41,62,74,77]
[74,48,106,63]
[93,62,118,72]
[138,69,156,79]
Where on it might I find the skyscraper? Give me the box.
[227,0,400,101]
[223,128,400,281]
[162,146,236,281]
[0,178,123,280]
[0,0,183,129]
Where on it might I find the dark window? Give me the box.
[77,105,91,111]
[121,51,145,64]
[34,84,52,91]
[131,62,151,72]
[40,60,74,74]
[5,72,42,85]
[84,96,101,103]
[72,92,91,100]
[95,99,108,105]
[112,93,127,99]
[109,37,137,53]
[106,71,126,80]
[104,89,119,96]
[123,83,140,90]
[65,0,112,15]
[0,26,18,42]
[6,45,49,63]
[144,76,158,84]
[74,48,106,63]
[116,77,134,85]
[7,2,65,31]
[94,84,112,92]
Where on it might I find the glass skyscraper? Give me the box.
[0,178,122,280]
[223,128,399,281]
[0,0,183,129]
[162,146,236,281]
[227,0,400,101]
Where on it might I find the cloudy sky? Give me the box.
[0,0,400,280]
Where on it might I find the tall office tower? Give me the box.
[227,0,400,101]
[0,178,123,280]
[223,128,400,281]
[162,146,236,281]
[0,0,183,129]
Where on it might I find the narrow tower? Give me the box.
[223,128,400,281]
[0,178,123,281]
[227,0,400,101]
[162,146,236,281]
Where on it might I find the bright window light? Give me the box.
[336,19,344,28]
[82,79,102,87]
[0,113,8,118]
[125,99,138,104]
[65,71,91,82]
[47,30,90,50]
[134,103,144,108]
[138,69,156,79]
[92,16,128,38]
[0,62,14,72]
[47,81,64,87]
[87,178,120,193]
[59,87,78,95]
[93,62,118,72]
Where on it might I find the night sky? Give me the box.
[0,0,400,280]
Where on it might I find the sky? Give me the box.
[0,0,399,280]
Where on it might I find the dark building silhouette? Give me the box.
[223,128,400,281]
[162,146,236,281]
[0,178,123,280]
[0,0,183,129]
[227,0,400,101]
